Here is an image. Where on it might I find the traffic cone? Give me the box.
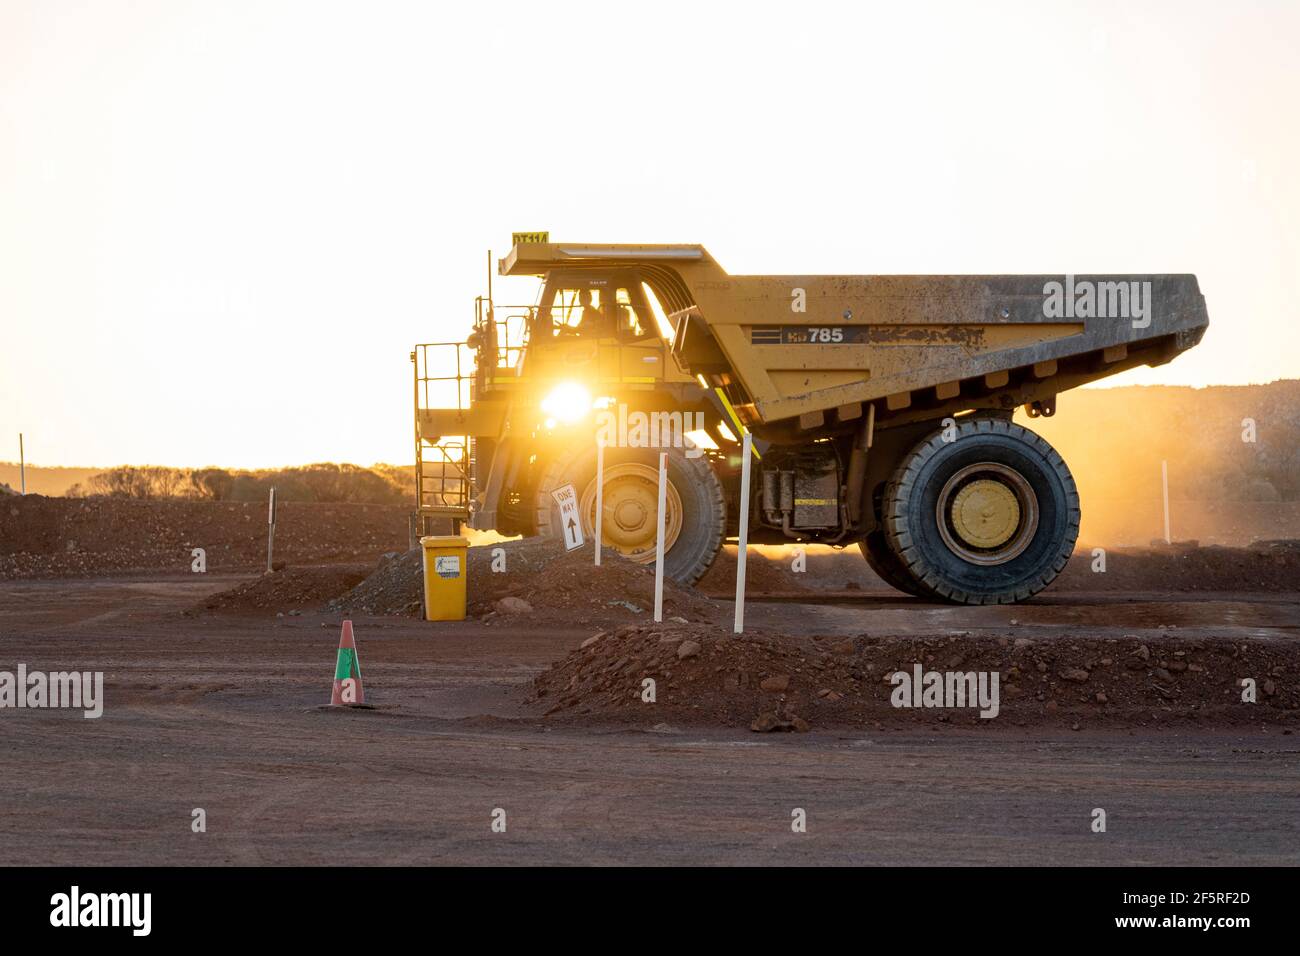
[330,618,365,706]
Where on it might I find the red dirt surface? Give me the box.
[0,496,409,578]
[2,574,1298,865]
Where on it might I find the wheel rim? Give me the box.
[579,462,683,563]
[935,462,1038,566]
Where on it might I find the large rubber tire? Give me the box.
[882,418,1079,604]
[858,529,934,598]
[534,444,726,586]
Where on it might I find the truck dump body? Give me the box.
[501,244,1209,437]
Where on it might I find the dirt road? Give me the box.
[1,576,1297,865]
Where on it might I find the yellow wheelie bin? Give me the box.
[420,535,469,621]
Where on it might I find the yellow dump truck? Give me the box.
[414,240,1208,604]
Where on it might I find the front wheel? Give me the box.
[882,418,1079,604]
[534,444,726,586]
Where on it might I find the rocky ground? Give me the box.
[0,495,409,578]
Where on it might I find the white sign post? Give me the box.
[266,486,277,573]
[1161,460,1171,544]
[734,433,752,633]
[653,452,667,622]
[552,483,585,551]
[594,439,604,567]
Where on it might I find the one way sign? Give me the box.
[551,483,585,551]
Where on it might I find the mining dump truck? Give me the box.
[413,240,1208,604]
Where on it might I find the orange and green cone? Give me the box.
[330,618,365,706]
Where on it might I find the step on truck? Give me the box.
[413,240,1208,604]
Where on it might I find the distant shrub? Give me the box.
[82,466,187,499]
[189,468,235,500]
[69,463,410,505]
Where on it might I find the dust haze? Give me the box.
[1018,380,1299,546]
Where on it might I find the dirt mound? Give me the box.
[330,537,720,624]
[0,496,409,579]
[189,564,372,615]
[534,624,1299,731]
[327,549,425,616]
[1053,541,1300,592]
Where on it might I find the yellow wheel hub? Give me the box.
[950,478,1021,549]
[580,463,682,564]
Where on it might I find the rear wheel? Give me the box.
[858,529,934,598]
[882,418,1079,604]
[535,444,725,586]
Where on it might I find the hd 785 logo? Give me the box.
[751,326,858,344]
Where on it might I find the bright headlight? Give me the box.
[540,382,592,425]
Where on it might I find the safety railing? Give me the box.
[413,341,474,412]
[407,299,539,526]
[412,341,476,527]
[416,439,471,514]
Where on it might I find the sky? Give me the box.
[2,0,1297,469]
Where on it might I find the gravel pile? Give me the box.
[189,564,372,615]
[534,625,1300,731]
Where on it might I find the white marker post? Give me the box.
[1161,460,1171,544]
[653,452,667,622]
[594,438,604,567]
[734,433,752,633]
[18,433,25,495]
[266,486,277,573]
